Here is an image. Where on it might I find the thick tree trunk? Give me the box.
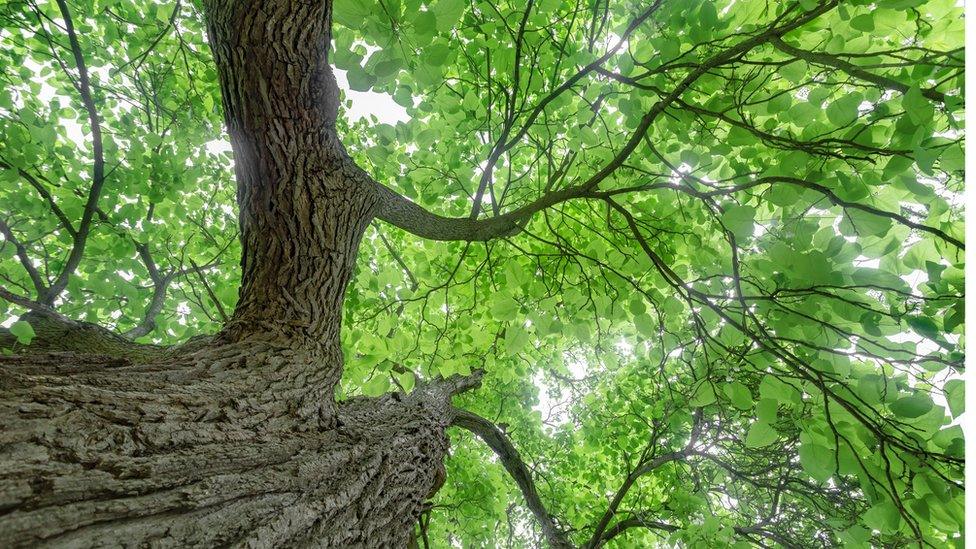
[204,0,376,427]
[0,0,461,546]
[0,347,471,547]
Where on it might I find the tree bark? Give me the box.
[0,347,474,547]
[0,0,467,545]
[205,0,377,424]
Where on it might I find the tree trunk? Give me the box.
[0,0,461,545]
[0,347,470,547]
[204,0,376,427]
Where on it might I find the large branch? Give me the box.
[450,408,572,548]
[372,1,839,243]
[770,37,949,103]
[45,0,107,305]
[122,244,176,339]
[597,515,800,549]
[372,179,582,241]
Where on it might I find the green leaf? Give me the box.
[411,11,438,42]
[759,375,798,405]
[846,209,892,238]
[425,43,452,67]
[889,393,934,418]
[690,381,717,407]
[798,443,833,482]
[723,382,753,410]
[756,398,777,423]
[633,313,656,338]
[433,0,466,31]
[849,14,874,31]
[719,204,756,240]
[902,86,934,125]
[346,65,376,91]
[778,60,807,83]
[334,0,375,28]
[490,295,519,321]
[863,501,901,533]
[944,380,964,418]
[744,421,778,448]
[396,371,416,392]
[362,375,391,397]
[374,59,402,77]
[504,325,530,356]
[825,94,861,126]
[9,320,34,345]
[906,315,940,341]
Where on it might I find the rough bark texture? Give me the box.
[205,0,376,425]
[0,344,468,547]
[0,0,464,545]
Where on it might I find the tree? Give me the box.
[0,0,964,546]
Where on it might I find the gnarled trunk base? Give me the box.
[0,343,464,547]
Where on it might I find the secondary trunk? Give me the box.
[0,0,459,545]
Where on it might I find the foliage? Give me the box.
[0,0,964,547]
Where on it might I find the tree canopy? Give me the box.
[0,0,965,547]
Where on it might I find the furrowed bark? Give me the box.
[0,349,475,547]
[204,0,377,424]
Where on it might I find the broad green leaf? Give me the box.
[491,295,519,321]
[9,320,34,345]
[744,422,778,448]
[863,501,901,533]
[362,375,391,397]
[396,371,416,392]
[889,393,934,418]
[798,443,833,482]
[504,325,530,356]
[633,313,656,338]
[723,382,753,410]
[756,398,777,423]
[906,316,940,341]
[944,379,964,418]
[690,381,717,407]
[719,204,756,241]
[849,14,874,31]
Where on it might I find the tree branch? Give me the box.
[450,408,572,548]
[372,1,840,244]
[770,36,949,103]
[0,160,77,237]
[596,514,801,549]
[690,175,964,250]
[45,0,107,305]
[0,218,48,298]
[585,410,704,548]
[188,258,228,323]
[122,244,175,339]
